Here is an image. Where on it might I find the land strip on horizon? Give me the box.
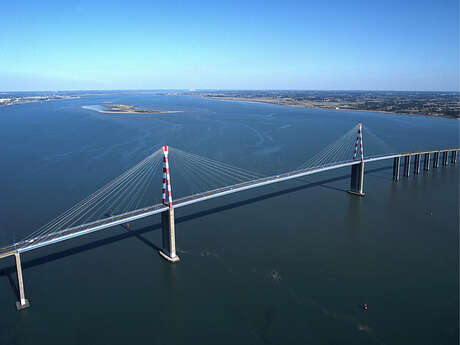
[1,90,459,119]
[174,90,460,119]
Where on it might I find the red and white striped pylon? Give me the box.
[162,145,173,208]
[352,122,364,161]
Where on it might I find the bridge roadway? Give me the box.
[0,148,458,259]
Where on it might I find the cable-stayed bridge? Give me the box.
[1,123,458,310]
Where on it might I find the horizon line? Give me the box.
[1,88,459,93]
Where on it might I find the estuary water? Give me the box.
[0,94,458,344]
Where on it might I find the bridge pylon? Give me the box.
[348,122,365,196]
[158,145,180,263]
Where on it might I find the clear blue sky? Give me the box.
[1,0,458,91]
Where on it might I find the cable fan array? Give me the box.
[19,147,264,245]
[297,124,361,170]
[18,124,396,246]
[167,147,264,198]
[361,125,396,158]
[21,149,164,244]
[297,123,396,170]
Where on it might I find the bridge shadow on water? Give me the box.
[0,165,392,291]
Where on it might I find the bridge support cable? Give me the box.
[178,156,259,190]
[92,158,162,220]
[20,149,164,247]
[295,121,393,171]
[178,156,243,196]
[77,161,155,223]
[24,151,155,238]
[297,124,360,170]
[170,148,262,180]
[121,160,157,214]
[179,158,218,194]
[104,157,162,213]
[179,155,239,190]
[168,147,264,198]
[111,157,160,212]
[132,160,159,211]
[35,152,159,240]
[361,125,397,159]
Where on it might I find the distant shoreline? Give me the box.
[0,95,79,107]
[199,96,459,120]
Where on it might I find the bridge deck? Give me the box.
[1,149,458,259]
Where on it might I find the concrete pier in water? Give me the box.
[14,253,30,310]
[393,157,400,181]
[424,153,430,171]
[348,162,365,196]
[433,152,440,168]
[404,155,411,177]
[451,151,457,164]
[159,208,179,263]
[414,154,421,175]
[442,151,448,166]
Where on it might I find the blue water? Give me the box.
[0,94,458,344]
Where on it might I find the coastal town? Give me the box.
[178,90,460,118]
[0,94,78,106]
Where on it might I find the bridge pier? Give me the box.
[424,153,430,171]
[348,162,365,196]
[451,151,457,164]
[414,154,421,175]
[433,152,440,168]
[393,157,400,181]
[14,253,30,310]
[442,151,448,166]
[159,208,179,263]
[404,155,411,177]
